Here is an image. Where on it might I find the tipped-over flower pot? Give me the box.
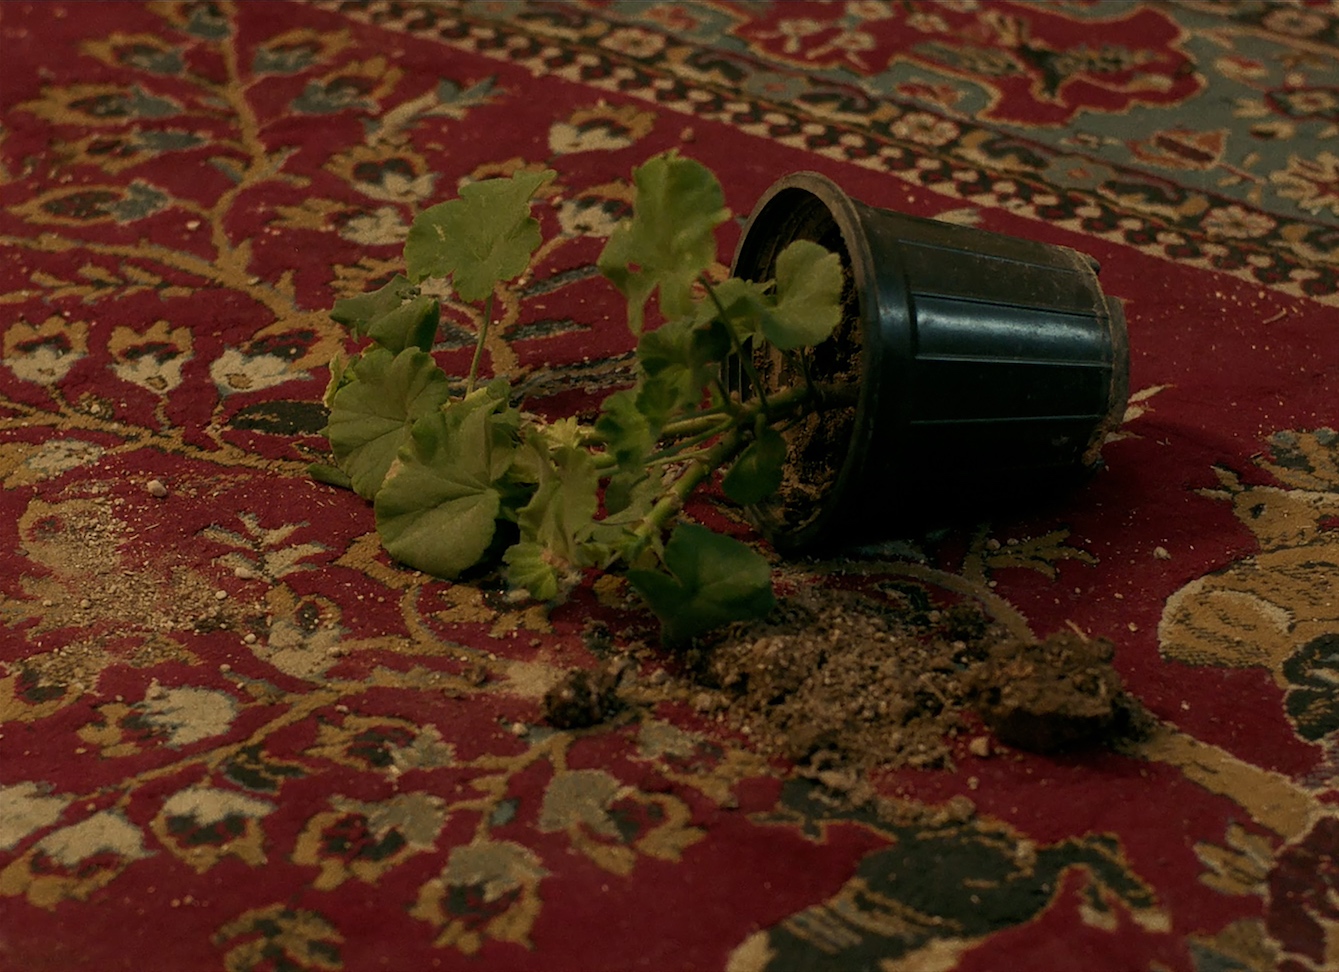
[731,171,1130,552]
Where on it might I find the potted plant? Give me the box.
[311,152,1127,645]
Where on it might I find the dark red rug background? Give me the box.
[2,2,1336,971]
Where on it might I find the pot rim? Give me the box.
[731,171,885,550]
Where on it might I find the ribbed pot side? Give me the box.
[731,171,1130,552]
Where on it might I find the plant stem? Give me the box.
[795,347,816,398]
[589,450,619,472]
[584,381,856,479]
[466,291,494,396]
[632,427,744,545]
[646,431,723,466]
[581,409,732,458]
[661,408,735,440]
[625,380,859,552]
[699,274,771,414]
[584,413,732,474]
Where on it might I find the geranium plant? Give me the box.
[311,152,847,644]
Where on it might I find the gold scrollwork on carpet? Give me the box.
[1160,428,1339,747]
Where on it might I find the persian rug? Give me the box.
[2,2,1337,970]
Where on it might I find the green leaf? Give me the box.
[761,240,844,351]
[405,169,555,301]
[307,463,353,490]
[626,523,775,646]
[330,274,438,353]
[503,541,560,602]
[597,152,729,333]
[322,351,351,408]
[331,275,416,337]
[695,277,769,343]
[722,427,787,505]
[634,372,691,434]
[378,463,500,579]
[587,471,659,565]
[601,468,652,519]
[535,416,584,451]
[430,379,524,486]
[374,386,522,578]
[516,441,600,561]
[324,348,452,499]
[365,295,440,354]
[630,315,731,431]
[638,315,730,379]
[594,388,656,471]
[501,431,601,600]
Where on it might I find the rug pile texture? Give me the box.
[2,2,1337,970]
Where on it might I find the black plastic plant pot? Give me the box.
[730,171,1130,553]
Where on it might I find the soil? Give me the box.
[542,661,623,729]
[970,627,1146,754]
[615,587,1151,771]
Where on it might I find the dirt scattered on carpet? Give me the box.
[5,486,272,696]
[652,587,1152,771]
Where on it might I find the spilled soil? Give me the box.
[570,586,1152,772]
[542,663,623,730]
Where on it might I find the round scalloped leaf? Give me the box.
[405,169,555,301]
[374,407,505,579]
[626,523,775,646]
[760,240,844,351]
[324,347,452,499]
[597,152,729,333]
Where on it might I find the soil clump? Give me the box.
[542,662,623,729]
[971,629,1150,753]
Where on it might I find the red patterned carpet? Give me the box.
[2,2,1337,970]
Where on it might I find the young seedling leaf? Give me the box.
[634,316,730,427]
[330,274,416,337]
[374,387,521,578]
[594,388,656,470]
[597,152,729,333]
[405,169,555,301]
[626,523,775,646]
[503,541,560,602]
[324,347,452,499]
[761,239,844,351]
[365,294,440,354]
[516,442,600,562]
[722,426,787,505]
